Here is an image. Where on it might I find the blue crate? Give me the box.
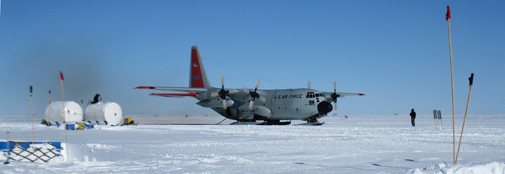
[0,141,14,151]
[65,124,75,130]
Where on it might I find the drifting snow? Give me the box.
[410,162,505,174]
[0,114,504,173]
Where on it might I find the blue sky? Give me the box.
[1,0,504,117]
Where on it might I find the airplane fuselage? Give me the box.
[208,88,332,122]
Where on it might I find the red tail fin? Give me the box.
[189,46,211,88]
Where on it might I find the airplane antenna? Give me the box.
[202,57,292,88]
[307,81,311,89]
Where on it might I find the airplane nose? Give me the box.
[317,101,333,115]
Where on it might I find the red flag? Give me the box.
[446,6,451,21]
[60,71,64,81]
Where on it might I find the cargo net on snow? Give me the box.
[1,141,62,162]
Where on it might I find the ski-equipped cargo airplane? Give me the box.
[135,46,364,125]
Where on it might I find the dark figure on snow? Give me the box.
[91,93,100,104]
[410,109,416,127]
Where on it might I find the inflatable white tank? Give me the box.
[84,102,123,126]
[45,101,83,124]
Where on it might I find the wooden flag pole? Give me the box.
[445,5,457,164]
[4,132,11,164]
[455,73,474,164]
[60,71,70,162]
[30,86,35,141]
[45,90,51,126]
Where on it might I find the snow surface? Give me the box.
[1,114,504,174]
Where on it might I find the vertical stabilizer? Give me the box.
[189,46,212,88]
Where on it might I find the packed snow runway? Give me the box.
[1,114,504,174]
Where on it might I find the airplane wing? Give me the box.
[150,93,199,97]
[135,86,208,98]
[334,92,365,97]
[135,86,208,92]
[322,92,365,101]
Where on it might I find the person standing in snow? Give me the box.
[410,109,416,127]
[91,93,101,104]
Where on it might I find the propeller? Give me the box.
[245,79,261,110]
[218,76,229,109]
[330,81,340,111]
[210,76,237,109]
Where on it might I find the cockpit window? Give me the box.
[306,92,314,98]
[307,92,324,98]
